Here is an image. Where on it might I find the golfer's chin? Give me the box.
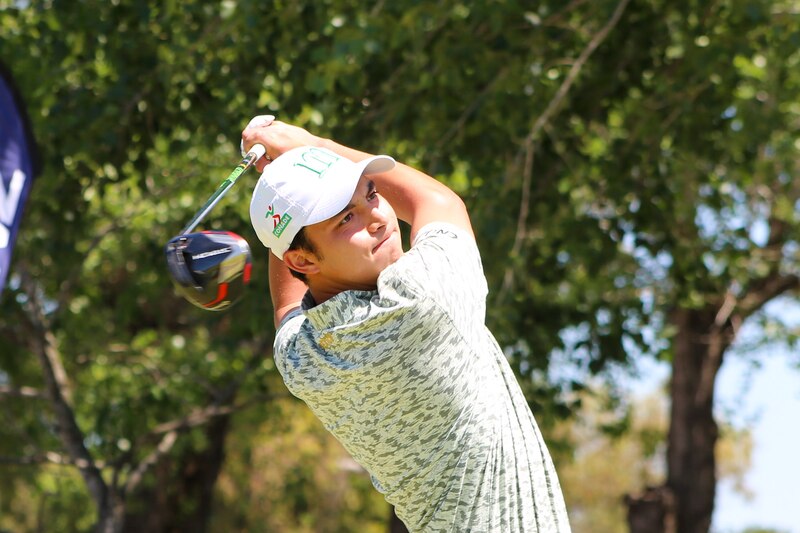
[373,232,403,268]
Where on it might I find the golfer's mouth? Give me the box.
[373,231,393,253]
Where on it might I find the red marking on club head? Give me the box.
[204,282,229,308]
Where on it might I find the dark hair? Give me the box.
[286,227,320,282]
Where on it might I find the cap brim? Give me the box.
[361,155,396,175]
[254,151,397,260]
[305,155,396,227]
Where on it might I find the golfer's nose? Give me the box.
[367,207,387,233]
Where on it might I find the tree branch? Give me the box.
[523,0,632,155]
[695,273,800,407]
[121,335,282,494]
[542,0,593,28]
[18,272,108,509]
[124,431,178,496]
[435,66,510,152]
[739,273,800,317]
[498,0,632,302]
[143,391,291,440]
[0,451,107,469]
[0,385,44,399]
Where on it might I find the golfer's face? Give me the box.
[305,175,403,289]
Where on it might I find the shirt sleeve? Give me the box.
[273,309,305,368]
[384,222,488,326]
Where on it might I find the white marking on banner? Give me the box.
[0,169,26,248]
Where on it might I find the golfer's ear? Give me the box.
[283,249,320,275]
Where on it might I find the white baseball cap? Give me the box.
[250,146,396,259]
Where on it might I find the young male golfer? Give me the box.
[242,117,571,532]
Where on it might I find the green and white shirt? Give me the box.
[274,223,571,532]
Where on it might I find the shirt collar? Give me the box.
[301,289,375,330]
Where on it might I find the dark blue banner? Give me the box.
[0,61,37,295]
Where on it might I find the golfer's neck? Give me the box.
[307,277,377,306]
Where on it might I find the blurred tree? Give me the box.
[211,384,390,533]
[554,383,754,533]
[0,1,296,531]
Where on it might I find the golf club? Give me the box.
[165,230,252,311]
[180,141,267,236]
[165,118,271,311]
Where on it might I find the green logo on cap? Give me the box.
[273,213,292,237]
[294,147,340,178]
[266,204,293,237]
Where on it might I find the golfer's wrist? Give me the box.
[316,137,375,164]
[315,136,336,151]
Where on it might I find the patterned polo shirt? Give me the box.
[274,222,571,532]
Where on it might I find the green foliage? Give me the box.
[1,465,95,533]
[212,393,389,533]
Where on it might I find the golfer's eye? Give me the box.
[339,212,353,225]
[368,188,378,201]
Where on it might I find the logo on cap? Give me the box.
[293,147,341,178]
[266,204,293,237]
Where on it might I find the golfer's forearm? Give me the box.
[317,138,473,238]
[269,254,305,328]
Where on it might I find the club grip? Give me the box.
[248,143,267,161]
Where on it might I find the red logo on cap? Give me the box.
[266,204,293,237]
[266,204,281,229]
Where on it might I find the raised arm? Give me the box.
[241,119,473,242]
[241,118,474,326]
[268,253,305,329]
[316,138,474,242]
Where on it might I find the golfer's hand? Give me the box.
[241,117,322,172]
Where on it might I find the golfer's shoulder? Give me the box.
[382,222,487,308]
[405,222,484,278]
[399,222,476,270]
[412,221,476,249]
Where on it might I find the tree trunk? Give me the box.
[123,414,231,533]
[625,486,675,533]
[666,307,728,533]
[95,492,126,533]
[626,306,731,533]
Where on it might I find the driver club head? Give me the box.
[165,231,252,311]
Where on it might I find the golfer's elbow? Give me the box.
[418,187,473,237]
[441,189,470,220]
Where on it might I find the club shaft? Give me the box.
[180,148,262,235]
